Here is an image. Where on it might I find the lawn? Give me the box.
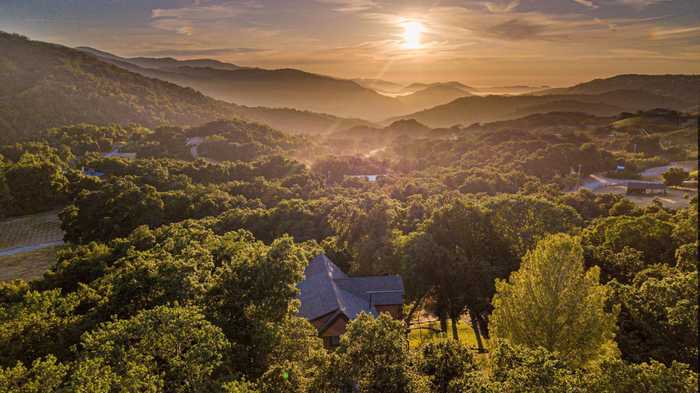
[0,210,64,249]
[408,318,486,351]
[0,245,59,281]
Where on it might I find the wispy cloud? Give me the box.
[317,0,378,13]
[651,25,700,39]
[486,18,549,40]
[150,1,262,35]
[483,0,521,13]
[572,0,599,9]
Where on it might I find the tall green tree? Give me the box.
[491,234,617,366]
[313,313,429,393]
[415,199,515,348]
[419,341,476,393]
[662,167,689,186]
[4,153,68,214]
[485,195,582,258]
[70,305,230,392]
[329,194,399,275]
[611,265,698,369]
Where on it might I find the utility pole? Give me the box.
[577,164,582,190]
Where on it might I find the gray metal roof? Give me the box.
[627,181,666,189]
[298,254,404,322]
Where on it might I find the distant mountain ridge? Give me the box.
[77,48,414,121]
[396,84,472,109]
[403,81,475,94]
[534,74,700,105]
[388,86,695,128]
[77,47,244,72]
[0,32,369,143]
[78,47,478,120]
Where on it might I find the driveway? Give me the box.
[0,241,64,257]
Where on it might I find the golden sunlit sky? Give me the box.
[2,0,699,86]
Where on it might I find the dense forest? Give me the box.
[0,31,698,393]
[1,112,697,391]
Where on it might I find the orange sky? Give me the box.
[2,0,699,86]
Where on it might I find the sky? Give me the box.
[1,0,699,86]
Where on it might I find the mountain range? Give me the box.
[77,48,472,121]
[389,76,699,128]
[534,74,700,104]
[0,32,369,143]
[2,31,697,142]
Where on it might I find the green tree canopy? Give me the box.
[491,234,617,366]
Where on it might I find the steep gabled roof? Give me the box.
[334,276,404,305]
[298,254,404,322]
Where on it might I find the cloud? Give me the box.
[572,0,598,9]
[176,25,193,36]
[651,25,700,40]
[484,0,520,13]
[613,0,665,8]
[486,18,548,40]
[317,0,377,13]
[150,1,261,35]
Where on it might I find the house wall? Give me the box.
[320,315,349,337]
[375,304,403,319]
[310,305,403,336]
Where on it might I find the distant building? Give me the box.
[186,136,204,146]
[103,147,136,160]
[681,180,698,189]
[298,254,404,347]
[347,174,383,182]
[82,168,104,177]
[626,181,666,195]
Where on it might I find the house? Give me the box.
[626,180,666,195]
[347,174,384,182]
[298,254,404,347]
[82,167,104,177]
[103,147,136,160]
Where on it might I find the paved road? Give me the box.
[640,160,697,179]
[579,161,698,191]
[580,174,626,191]
[0,240,64,257]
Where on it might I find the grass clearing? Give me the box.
[0,210,64,249]
[0,245,58,281]
[409,318,484,350]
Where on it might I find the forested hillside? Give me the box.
[537,74,700,104]
[78,47,408,120]
[389,87,696,127]
[0,32,368,144]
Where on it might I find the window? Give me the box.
[324,335,340,348]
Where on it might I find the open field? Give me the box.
[0,210,64,249]
[0,245,58,281]
[0,211,64,281]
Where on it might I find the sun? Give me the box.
[402,21,424,49]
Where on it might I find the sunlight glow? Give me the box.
[402,21,424,49]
